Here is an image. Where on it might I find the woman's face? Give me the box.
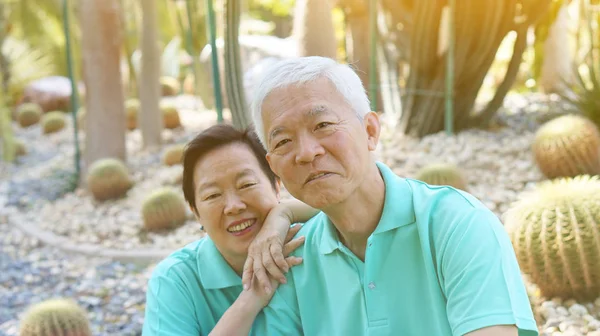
[193,142,280,260]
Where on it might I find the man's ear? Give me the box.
[363,111,381,151]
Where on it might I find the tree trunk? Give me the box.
[139,0,162,147]
[80,0,126,167]
[224,0,251,129]
[538,3,573,94]
[292,0,337,59]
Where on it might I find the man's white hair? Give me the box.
[250,56,372,147]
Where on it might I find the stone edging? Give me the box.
[8,218,173,265]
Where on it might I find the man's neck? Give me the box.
[324,163,385,261]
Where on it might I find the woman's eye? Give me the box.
[203,194,219,201]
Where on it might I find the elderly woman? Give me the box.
[142,124,317,336]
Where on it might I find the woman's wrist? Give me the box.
[236,289,265,315]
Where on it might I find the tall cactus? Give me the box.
[224,0,251,129]
[377,0,552,137]
[292,0,337,59]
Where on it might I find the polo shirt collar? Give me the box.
[319,161,416,255]
[197,237,242,289]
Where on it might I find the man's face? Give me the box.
[262,77,380,209]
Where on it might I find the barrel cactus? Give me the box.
[15,139,26,156]
[86,158,133,201]
[503,175,600,300]
[160,76,180,96]
[16,103,42,127]
[160,103,182,129]
[41,111,66,134]
[141,187,187,231]
[532,114,600,179]
[414,163,468,191]
[19,298,91,336]
[162,144,185,166]
[125,99,140,130]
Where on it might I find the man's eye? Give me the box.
[241,183,256,189]
[274,139,290,149]
[315,122,333,130]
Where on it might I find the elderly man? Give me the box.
[245,56,538,336]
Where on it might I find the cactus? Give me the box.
[160,76,180,97]
[160,103,181,129]
[86,158,133,201]
[415,163,467,191]
[41,111,66,134]
[76,106,86,130]
[16,103,42,127]
[141,187,187,231]
[125,99,140,130]
[533,114,600,179]
[15,139,26,156]
[503,175,600,300]
[19,298,91,336]
[162,144,185,166]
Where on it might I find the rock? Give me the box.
[20,76,78,113]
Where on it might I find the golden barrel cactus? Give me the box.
[160,103,181,129]
[162,144,185,166]
[532,114,600,179]
[19,298,91,336]
[415,163,468,191]
[15,139,26,156]
[86,158,133,201]
[160,76,180,96]
[41,111,66,134]
[141,187,187,231]
[16,103,42,127]
[125,99,140,130]
[503,175,600,300]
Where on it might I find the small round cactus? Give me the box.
[533,114,600,179]
[41,111,66,134]
[160,76,180,96]
[504,175,600,300]
[162,144,185,166]
[414,163,467,191]
[15,139,27,156]
[125,99,140,130]
[19,298,91,336]
[141,187,187,231]
[86,158,133,201]
[160,103,182,129]
[16,103,42,127]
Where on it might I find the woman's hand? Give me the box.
[242,222,305,292]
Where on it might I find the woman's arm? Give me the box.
[208,290,263,336]
[242,199,319,292]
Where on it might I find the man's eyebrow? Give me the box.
[268,106,330,142]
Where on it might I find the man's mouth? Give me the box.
[227,219,256,233]
[305,172,333,184]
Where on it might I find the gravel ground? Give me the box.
[1,92,598,335]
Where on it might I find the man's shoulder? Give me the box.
[289,211,328,257]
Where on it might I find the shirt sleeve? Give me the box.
[142,267,201,336]
[437,208,539,336]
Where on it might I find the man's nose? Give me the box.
[294,134,325,164]
[224,193,246,215]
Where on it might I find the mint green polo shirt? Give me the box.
[266,161,538,336]
[142,237,301,335]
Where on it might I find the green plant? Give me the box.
[19,298,91,336]
[532,114,600,179]
[16,102,42,127]
[162,143,185,166]
[414,163,468,191]
[141,187,187,231]
[40,111,66,134]
[160,102,181,129]
[503,175,600,300]
[86,158,133,201]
